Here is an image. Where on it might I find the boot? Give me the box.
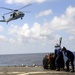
[71,66,74,72]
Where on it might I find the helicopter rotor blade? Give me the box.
[23,11,31,13]
[18,4,32,10]
[3,12,12,15]
[0,3,31,11]
[0,7,14,11]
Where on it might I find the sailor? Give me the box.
[62,47,74,72]
[43,54,48,69]
[55,44,64,71]
[49,53,56,70]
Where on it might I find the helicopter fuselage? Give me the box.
[0,11,25,23]
[0,4,31,23]
[7,11,25,22]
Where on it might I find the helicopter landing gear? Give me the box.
[21,18,23,20]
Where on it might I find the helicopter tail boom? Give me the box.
[0,16,6,22]
[0,20,5,22]
[2,15,6,21]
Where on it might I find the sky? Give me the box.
[0,0,75,54]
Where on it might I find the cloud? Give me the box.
[6,0,58,4]
[0,26,6,42]
[0,5,75,44]
[0,5,75,54]
[0,35,6,42]
[35,0,45,3]
[69,36,75,41]
[35,9,53,18]
[6,0,46,4]
[6,6,75,43]
[6,0,13,4]
[0,25,4,31]
[49,6,75,32]
[8,22,53,43]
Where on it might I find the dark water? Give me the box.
[0,53,47,66]
[0,53,75,66]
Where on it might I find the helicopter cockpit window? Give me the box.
[19,12,22,15]
[10,14,13,16]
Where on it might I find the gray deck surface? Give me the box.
[0,66,75,75]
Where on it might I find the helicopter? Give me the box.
[0,4,31,23]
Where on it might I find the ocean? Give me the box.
[0,53,47,66]
[0,53,75,66]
